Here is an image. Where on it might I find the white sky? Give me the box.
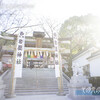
[2,0,100,23]
[34,0,100,20]
[1,0,100,41]
[1,0,100,47]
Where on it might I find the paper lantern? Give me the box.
[34,51,37,56]
[40,51,42,56]
[40,55,43,58]
[34,55,37,58]
[43,52,45,58]
[27,51,31,58]
[49,52,51,58]
[37,51,40,58]
[31,51,33,58]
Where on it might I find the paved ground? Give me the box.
[5,95,71,100]
[5,95,100,100]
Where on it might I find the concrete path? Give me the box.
[5,95,71,100]
[5,95,100,100]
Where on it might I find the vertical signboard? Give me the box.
[53,33,60,77]
[14,32,25,78]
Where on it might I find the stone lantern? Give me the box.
[33,31,45,48]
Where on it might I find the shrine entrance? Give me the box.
[14,47,62,95]
[24,49,54,69]
[27,59,43,68]
[18,48,59,94]
[7,31,67,97]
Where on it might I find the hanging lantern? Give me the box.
[43,51,45,58]
[27,50,31,58]
[34,51,37,56]
[37,51,40,58]
[33,51,35,58]
[34,51,37,58]
[49,52,51,58]
[40,51,43,58]
[37,51,39,56]
[31,51,33,58]
[40,51,42,56]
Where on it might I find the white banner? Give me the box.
[53,33,60,77]
[14,32,25,78]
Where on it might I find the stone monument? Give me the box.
[68,63,94,100]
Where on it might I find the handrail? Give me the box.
[63,72,70,82]
[1,69,10,79]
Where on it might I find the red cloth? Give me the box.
[3,64,7,67]
[8,64,12,68]
[3,64,12,68]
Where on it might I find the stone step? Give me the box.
[5,86,67,89]
[5,83,68,87]
[4,88,69,94]
[4,86,69,94]
[5,87,68,90]
[3,68,69,96]
[4,87,69,94]
[5,89,68,93]
[5,91,69,96]
[5,83,67,86]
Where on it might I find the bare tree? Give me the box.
[0,9,29,34]
[37,17,61,40]
[0,4,30,60]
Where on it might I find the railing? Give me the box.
[1,69,10,79]
[0,69,9,100]
[62,72,70,82]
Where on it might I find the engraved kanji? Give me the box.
[55,60,59,65]
[17,52,22,57]
[16,59,21,64]
[18,45,22,50]
[19,39,23,44]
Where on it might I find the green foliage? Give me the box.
[59,14,100,54]
[1,32,8,36]
[59,14,100,77]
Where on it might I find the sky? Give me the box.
[2,0,100,22]
[1,0,100,40]
[33,0,100,21]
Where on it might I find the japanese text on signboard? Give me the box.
[15,32,25,78]
[53,33,60,77]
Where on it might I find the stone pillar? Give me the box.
[0,77,5,100]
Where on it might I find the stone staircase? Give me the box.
[3,68,69,96]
